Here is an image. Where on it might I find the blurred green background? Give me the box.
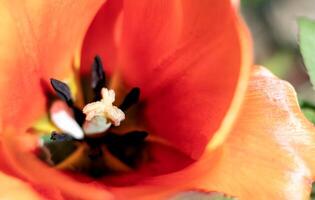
[241,0,315,101]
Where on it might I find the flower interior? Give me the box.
[33,56,193,184]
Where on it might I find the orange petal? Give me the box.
[141,1,252,158]
[0,0,105,129]
[109,67,315,200]
[0,171,43,200]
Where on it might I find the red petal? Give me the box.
[139,1,252,158]
[109,67,315,200]
[119,0,249,93]
[80,0,123,76]
[0,0,105,129]
[118,0,182,93]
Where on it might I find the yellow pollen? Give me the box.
[82,88,125,127]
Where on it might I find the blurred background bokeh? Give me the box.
[241,0,315,101]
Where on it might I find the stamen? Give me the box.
[119,87,140,111]
[50,79,73,106]
[92,55,106,101]
[50,131,74,142]
[50,78,85,125]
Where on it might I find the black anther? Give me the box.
[91,55,106,100]
[119,88,140,111]
[50,78,73,106]
[50,131,74,142]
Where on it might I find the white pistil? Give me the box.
[82,88,125,134]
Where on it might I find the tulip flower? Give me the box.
[1,0,315,200]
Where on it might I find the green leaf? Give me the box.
[302,108,315,124]
[170,191,236,200]
[299,100,315,124]
[298,18,315,89]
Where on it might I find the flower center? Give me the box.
[36,56,151,178]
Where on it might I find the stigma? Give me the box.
[82,87,125,135]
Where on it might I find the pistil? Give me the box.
[83,88,125,135]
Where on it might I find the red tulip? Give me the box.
[1,0,315,199]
